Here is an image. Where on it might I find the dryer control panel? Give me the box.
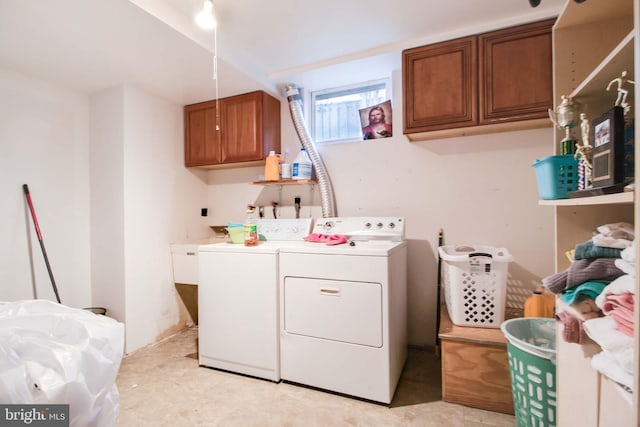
[312,217,405,241]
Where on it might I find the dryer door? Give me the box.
[283,277,382,347]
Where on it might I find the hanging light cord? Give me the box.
[213,25,220,133]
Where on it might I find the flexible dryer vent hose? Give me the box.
[285,84,336,218]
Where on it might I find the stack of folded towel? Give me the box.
[542,222,635,398]
[584,244,635,400]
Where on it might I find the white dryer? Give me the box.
[278,217,407,404]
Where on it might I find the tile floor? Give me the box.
[116,327,516,426]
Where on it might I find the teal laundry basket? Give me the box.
[501,317,557,427]
[532,155,579,200]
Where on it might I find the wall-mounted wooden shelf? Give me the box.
[250,179,317,186]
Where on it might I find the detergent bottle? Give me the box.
[524,288,555,318]
[292,147,312,180]
[264,151,281,181]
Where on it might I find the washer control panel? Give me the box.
[257,218,313,241]
[312,217,405,241]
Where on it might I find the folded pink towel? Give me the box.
[602,293,635,337]
[603,293,634,311]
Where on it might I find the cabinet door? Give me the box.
[184,100,221,167]
[221,91,264,163]
[478,19,554,125]
[403,36,478,133]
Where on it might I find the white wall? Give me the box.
[0,69,211,354]
[0,68,91,308]
[90,85,211,353]
[205,70,557,347]
[90,86,126,330]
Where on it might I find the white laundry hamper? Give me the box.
[438,245,513,328]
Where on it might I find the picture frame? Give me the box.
[591,106,625,188]
[359,100,393,140]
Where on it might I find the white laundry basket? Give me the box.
[438,245,513,328]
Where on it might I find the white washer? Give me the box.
[198,219,312,382]
[278,217,407,404]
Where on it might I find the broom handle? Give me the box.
[23,184,61,304]
[435,228,444,358]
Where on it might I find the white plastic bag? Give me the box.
[0,300,124,426]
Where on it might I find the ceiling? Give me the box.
[0,0,565,105]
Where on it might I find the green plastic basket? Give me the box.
[501,318,557,427]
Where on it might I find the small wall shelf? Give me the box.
[250,179,318,209]
[250,179,317,186]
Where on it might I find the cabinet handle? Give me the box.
[319,288,340,296]
[186,252,196,256]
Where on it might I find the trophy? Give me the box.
[575,113,593,189]
[549,95,580,155]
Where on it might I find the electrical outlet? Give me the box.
[201,208,208,217]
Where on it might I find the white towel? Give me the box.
[596,222,635,237]
[615,258,635,276]
[591,351,634,394]
[593,222,634,249]
[593,234,633,249]
[583,316,634,374]
[620,242,636,264]
[615,242,636,277]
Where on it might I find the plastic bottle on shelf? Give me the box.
[244,205,258,247]
[292,147,312,180]
[280,148,291,179]
[264,151,281,181]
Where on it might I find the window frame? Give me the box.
[308,78,392,144]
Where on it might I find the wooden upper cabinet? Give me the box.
[402,19,554,139]
[184,90,280,168]
[403,36,478,133]
[479,19,554,125]
[184,99,221,166]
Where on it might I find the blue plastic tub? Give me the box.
[532,155,579,200]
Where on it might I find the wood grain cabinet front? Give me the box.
[478,19,554,125]
[402,19,554,139]
[402,36,478,133]
[184,99,221,167]
[184,90,280,168]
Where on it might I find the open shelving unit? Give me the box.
[546,0,638,425]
